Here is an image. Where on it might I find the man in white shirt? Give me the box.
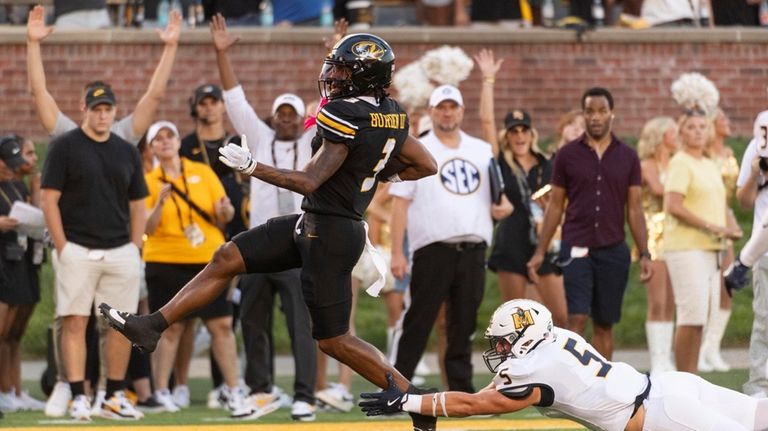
[210,15,317,421]
[390,85,512,393]
[724,111,768,398]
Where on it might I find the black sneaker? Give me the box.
[724,257,751,296]
[136,395,166,413]
[98,303,166,353]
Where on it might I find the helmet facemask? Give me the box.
[318,61,357,100]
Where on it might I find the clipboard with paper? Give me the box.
[9,201,45,240]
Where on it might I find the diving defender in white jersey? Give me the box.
[360,299,768,431]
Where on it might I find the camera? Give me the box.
[760,157,768,172]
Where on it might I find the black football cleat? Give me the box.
[98,303,168,353]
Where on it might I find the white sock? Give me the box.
[646,321,674,372]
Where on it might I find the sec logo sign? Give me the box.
[440,158,480,195]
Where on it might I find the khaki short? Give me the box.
[665,249,720,326]
[52,242,141,317]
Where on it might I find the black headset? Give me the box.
[189,95,198,118]
[0,134,21,147]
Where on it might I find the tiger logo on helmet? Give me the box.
[318,34,395,100]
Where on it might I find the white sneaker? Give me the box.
[233,391,281,420]
[15,390,46,411]
[171,385,190,409]
[223,386,253,418]
[316,383,354,412]
[90,390,106,416]
[207,385,224,409]
[272,385,293,408]
[45,381,71,417]
[70,394,91,421]
[698,353,714,373]
[0,391,18,413]
[154,389,180,413]
[705,351,731,372]
[101,390,144,420]
[291,400,316,421]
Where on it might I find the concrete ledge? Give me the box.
[1,25,768,45]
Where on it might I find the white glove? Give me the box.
[218,134,257,175]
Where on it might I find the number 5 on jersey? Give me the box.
[361,138,396,192]
[563,338,612,377]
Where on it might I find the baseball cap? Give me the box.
[146,121,180,144]
[272,93,306,118]
[429,85,464,107]
[504,109,532,130]
[85,84,116,109]
[192,84,223,106]
[0,136,25,170]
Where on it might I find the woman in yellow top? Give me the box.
[663,111,742,373]
[699,107,741,372]
[142,121,245,413]
[637,116,678,374]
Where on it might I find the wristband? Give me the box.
[401,394,422,413]
[639,250,651,260]
[483,76,495,84]
[387,174,403,183]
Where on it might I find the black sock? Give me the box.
[106,379,124,399]
[148,312,169,331]
[70,381,85,398]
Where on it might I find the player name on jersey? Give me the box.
[369,113,407,129]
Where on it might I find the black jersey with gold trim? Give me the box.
[302,96,409,220]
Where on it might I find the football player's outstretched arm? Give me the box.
[219,134,347,195]
[393,135,437,181]
[359,373,537,418]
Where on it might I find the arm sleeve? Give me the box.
[40,138,68,191]
[222,85,272,153]
[112,115,140,145]
[316,101,358,146]
[50,113,78,138]
[550,151,567,188]
[665,157,691,196]
[737,139,758,188]
[127,147,149,200]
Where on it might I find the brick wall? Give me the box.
[2,28,768,144]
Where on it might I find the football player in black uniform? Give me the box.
[100,34,439,428]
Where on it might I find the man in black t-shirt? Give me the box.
[180,84,246,237]
[101,34,440,430]
[41,84,148,421]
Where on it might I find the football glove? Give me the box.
[218,134,257,175]
[359,373,409,416]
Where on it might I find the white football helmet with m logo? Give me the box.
[483,299,555,372]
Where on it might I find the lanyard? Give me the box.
[271,139,299,170]
[160,159,193,230]
[195,132,214,167]
[0,181,24,207]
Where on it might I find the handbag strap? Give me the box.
[163,181,217,227]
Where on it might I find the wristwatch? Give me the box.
[639,250,652,260]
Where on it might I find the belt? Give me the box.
[631,373,651,418]
[438,241,486,252]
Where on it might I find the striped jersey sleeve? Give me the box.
[316,101,359,145]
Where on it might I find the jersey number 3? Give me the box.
[563,338,612,377]
[361,138,396,192]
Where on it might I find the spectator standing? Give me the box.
[416,0,469,25]
[390,85,513,392]
[663,110,741,373]
[711,0,759,26]
[0,136,45,413]
[641,0,709,27]
[210,15,317,421]
[40,84,148,420]
[26,6,181,417]
[699,107,740,373]
[731,110,768,397]
[475,49,566,326]
[636,116,678,373]
[527,87,652,360]
[141,121,247,415]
